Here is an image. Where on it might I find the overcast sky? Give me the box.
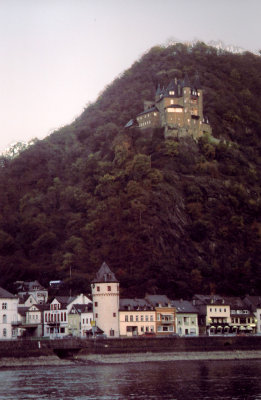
[0,0,260,154]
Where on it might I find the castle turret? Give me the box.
[91,262,119,337]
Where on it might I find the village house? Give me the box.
[171,300,199,336]
[68,303,93,337]
[223,297,256,334]
[15,280,48,304]
[44,294,91,339]
[0,287,19,339]
[193,295,231,335]
[133,73,212,140]
[119,298,155,337]
[21,303,49,338]
[242,295,261,333]
[145,295,176,335]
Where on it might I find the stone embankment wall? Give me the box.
[0,336,261,359]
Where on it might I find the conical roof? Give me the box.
[183,73,190,87]
[193,72,202,89]
[92,262,118,283]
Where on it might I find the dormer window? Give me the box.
[169,91,175,96]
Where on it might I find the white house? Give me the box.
[0,287,19,339]
[44,294,91,339]
[92,262,120,338]
[171,300,199,336]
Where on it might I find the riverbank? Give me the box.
[1,350,261,368]
[76,350,261,364]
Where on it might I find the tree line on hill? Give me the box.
[0,42,260,298]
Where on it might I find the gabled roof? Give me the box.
[171,300,198,313]
[70,303,93,314]
[119,298,153,311]
[92,262,118,283]
[145,294,171,307]
[53,296,76,307]
[0,287,16,299]
[28,303,49,311]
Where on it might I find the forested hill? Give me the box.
[0,42,261,298]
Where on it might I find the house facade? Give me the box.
[193,295,231,335]
[146,295,176,335]
[68,303,93,337]
[135,74,212,140]
[0,287,19,339]
[119,298,155,336]
[172,300,199,336]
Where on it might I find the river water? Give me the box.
[0,359,261,399]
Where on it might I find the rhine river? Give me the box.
[0,359,261,399]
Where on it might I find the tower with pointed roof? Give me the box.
[135,73,212,140]
[91,262,120,337]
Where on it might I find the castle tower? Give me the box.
[183,73,191,131]
[91,262,119,337]
[193,72,203,120]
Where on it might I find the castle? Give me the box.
[135,73,212,140]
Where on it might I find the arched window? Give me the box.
[3,328,7,337]
[2,315,7,323]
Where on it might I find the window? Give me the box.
[95,313,98,318]
[97,286,100,292]
[113,313,116,317]
[110,329,115,337]
[150,315,153,322]
[141,315,144,322]
[224,308,226,312]
[61,313,63,322]
[2,315,7,323]
[2,303,7,310]
[107,286,111,292]
[61,327,65,333]
[64,312,66,322]
[130,315,133,322]
[3,328,7,337]
[145,315,149,322]
[125,315,128,322]
[141,326,144,332]
[95,302,98,307]
[12,329,16,337]
[136,315,139,322]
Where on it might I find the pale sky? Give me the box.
[0,0,260,154]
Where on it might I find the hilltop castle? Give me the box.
[134,73,212,140]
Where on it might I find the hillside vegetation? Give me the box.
[0,42,261,298]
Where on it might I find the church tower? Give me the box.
[91,262,119,337]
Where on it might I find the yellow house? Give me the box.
[119,299,155,337]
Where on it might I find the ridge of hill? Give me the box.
[0,42,260,298]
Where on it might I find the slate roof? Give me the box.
[0,287,16,299]
[54,296,76,307]
[145,294,171,307]
[70,303,93,314]
[171,300,198,313]
[17,306,28,316]
[137,106,158,116]
[92,262,118,283]
[119,298,153,311]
